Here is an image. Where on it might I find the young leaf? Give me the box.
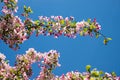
[103,38,112,45]
[80,31,83,36]
[28,6,33,13]
[24,5,27,11]
[103,38,108,45]
[95,32,99,38]
[111,72,116,77]
[107,38,112,41]
[60,20,65,25]
[99,71,103,75]
[34,20,40,25]
[91,71,99,77]
[86,65,91,73]
[90,25,93,30]
[87,18,91,24]
[5,60,9,64]
[83,28,88,33]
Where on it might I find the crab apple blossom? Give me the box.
[0,0,114,80]
[0,49,119,80]
[0,0,110,50]
[0,53,6,60]
[0,48,60,80]
[0,13,106,50]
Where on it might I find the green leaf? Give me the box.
[90,25,93,30]
[87,18,91,23]
[24,5,27,11]
[86,65,91,73]
[99,71,103,75]
[10,0,14,3]
[95,33,99,38]
[28,6,33,13]
[71,21,76,28]
[90,23,96,30]
[5,60,9,64]
[91,71,99,77]
[49,29,53,33]
[60,20,65,25]
[23,5,33,14]
[103,38,112,45]
[34,20,40,25]
[103,39,108,45]
[83,28,88,33]
[111,72,116,76]
[16,23,20,27]
[7,4,12,8]
[107,38,112,40]
[80,31,83,36]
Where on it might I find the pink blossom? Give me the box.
[15,0,18,3]
[23,72,28,80]
[39,16,43,20]
[59,74,66,80]
[59,16,63,20]
[0,53,6,60]
[3,0,8,3]
[70,16,74,20]
[54,16,59,21]
[51,16,55,19]
[14,6,18,12]
[65,17,69,21]
[2,6,9,14]
[96,23,101,30]
[76,21,85,31]
[0,49,118,79]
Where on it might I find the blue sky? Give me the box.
[0,0,120,79]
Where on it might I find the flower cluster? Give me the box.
[0,48,60,80]
[0,53,6,60]
[0,0,111,50]
[36,50,60,80]
[0,14,27,50]
[0,0,114,79]
[53,71,120,80]
[0,14,104,50]
[0,49,119,80]
[34,16,101,39]
[2,0,18,14]
[42,50,60,67]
